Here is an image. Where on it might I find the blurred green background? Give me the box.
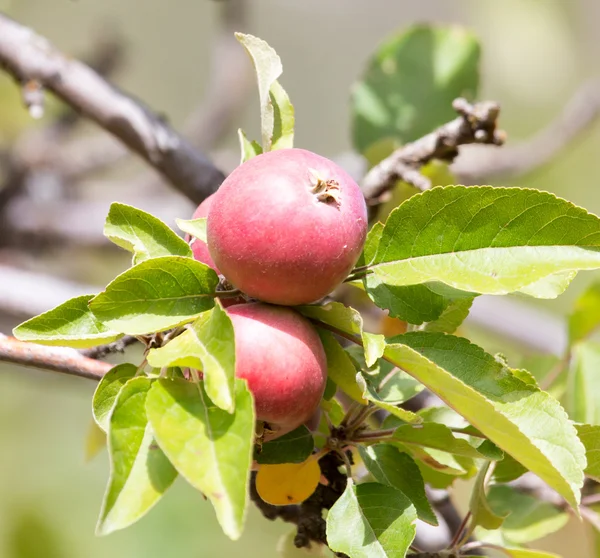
[2,0,600,556]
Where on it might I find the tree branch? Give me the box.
[0,333,111,380]
[0,12,225,204]
[361,98,505,204]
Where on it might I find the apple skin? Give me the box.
[186,193,219,273]
[227,302,327,436]
[208,148,368,305]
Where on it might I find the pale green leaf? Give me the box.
[147,302,236,412]
[237,128,263,163]
[358,221,384,267]
[567,342,600,425]
[569,281,600,343]
[352,24,480,154]
[363,332,385,367]
[317,329,366,404]
[485,484,569,544]
[384,332,586,510]
[84,419,106,462]
[501,549,562,558]
[270,80,294,150]
[326,479,417,558]
[175,217,207,243]
[254,425,314,465]
[321,397,345,427]
[575,423,600,481]
[359,444,437,525]
[299,301,387,365]
[372,186,600,299]
[104,202,191,264]
[146,378,254,540]
[89,256,218,335]
[469,462,507,530]
[13,294,121,348]
[92,363,137,432]
[235,33,293,151]
[97,377,177,535]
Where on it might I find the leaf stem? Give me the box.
[351,428,397,442]
[215,288,242,299]
[340,401,363,428]
[448,510,471,549]
[346,405,378,433]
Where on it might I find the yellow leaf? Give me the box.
[256,458,321,505]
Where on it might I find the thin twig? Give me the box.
[0,333,111,380]
[80,335,138,359]
[0,13,225,204]
[361,98,505,204]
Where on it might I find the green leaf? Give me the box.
[357,374,421,424]
[104,202,191,264]
[146,378,254,540]
[175,217,207,243]
[326,480,417,558]
[575,423,600,481]
[420,297,474,333]
[269,80,295,150]
[358,221,384,267]
[346,345,423,401]
[569,281,600,343]
[317,329,366,404]
[13,294,121,348]
[567,342,600,425]
[89,256,218,335]
[372,186,600,299]
[384,332,586,510]
[92,363,137,432]
[147,302,236,412]
[469,462,507,530]
[237,128,263,163]
[392,422,499,460]
[254,425,314,465]
[235,33,294,151]
[359,444,437,525]
[493,454,528,484]
[352,24,480,154]
[97,377,177,535]
[364,277,472,325]
[485,484,569,544]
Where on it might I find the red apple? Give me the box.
[227,302,327,436]
[208,148,367,305]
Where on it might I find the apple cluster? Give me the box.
[187,148,368,437]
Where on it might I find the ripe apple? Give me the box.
[227,302,327,437]
[208,148,367,305]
